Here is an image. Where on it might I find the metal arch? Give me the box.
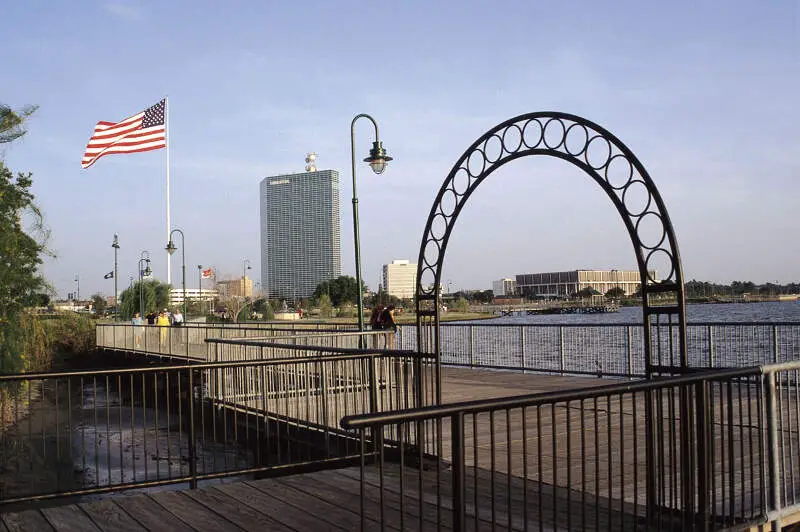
[415,111,687,403]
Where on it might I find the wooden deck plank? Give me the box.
[40,505,103,532]
[213,481,346,531]
[113,494,195,532]
[148,491,243,532]
[2,510,55,532]
[247,477,390,532]
[309,468,458,531]
[183,483,292,531]
[77,500,146,532]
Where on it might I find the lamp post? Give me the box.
[242,259,251,298]
[111,233,120,321]
[350,114,393,341]
[166,229,186,318]
[138,251,151,317]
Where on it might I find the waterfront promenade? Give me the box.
[3,321,798,529]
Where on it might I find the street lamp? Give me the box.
[166,229,186,318]
[111,233,120,321]
[138,251,151,317]
[350,113,393,340]
[242,258,251,298]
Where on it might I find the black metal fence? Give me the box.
[341,360,800,530]
[0,346,429,506]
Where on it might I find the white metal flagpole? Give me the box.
[165,96,172,285]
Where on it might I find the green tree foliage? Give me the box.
[118,279,172,320]
[252,298,275,320]
[452,297,469,312]
[605,287,626,300]
[0,104,37,145]
[0,103,49,371]
[312,275,364,307]
[91,293,107,315]
[317,293,334,318]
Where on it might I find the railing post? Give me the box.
[469,325,475,367]
[627,325,633,378]
[695,379,710,531]
[707,325,714,367]
[559,326,565,375]
[520,327,526,372]
[772,325,779,364]
[451,413,466,531]
[187,366,197,489]
[765,372,782,526]
[369,357,378,414]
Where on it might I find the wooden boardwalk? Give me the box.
[1,464,648,531]
[3,367,793,530]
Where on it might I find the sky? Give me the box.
[1,0,798,299]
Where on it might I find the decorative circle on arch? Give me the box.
[416,112,684,298]
[415,111,688,385]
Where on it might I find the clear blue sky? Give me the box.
[2,0,798,299]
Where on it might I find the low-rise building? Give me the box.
[515,269,654,299]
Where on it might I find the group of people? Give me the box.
[369,305,397,349]
[131,308,184,347]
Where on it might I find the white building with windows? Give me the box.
[382,260,417,299]
[169,288,218,305]
[492,278,517,297]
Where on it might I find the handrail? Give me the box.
[340,362,791,429]
[0,349,424,382]
[205,330,391,346]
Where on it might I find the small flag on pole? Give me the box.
[201,268,213,279]
[103,271,114,279]
[81,99,166,169]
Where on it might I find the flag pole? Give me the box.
[165,96,172,286]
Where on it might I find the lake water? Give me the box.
[485,301,800,325]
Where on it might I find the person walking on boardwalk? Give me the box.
[131,312,144,348]
[157,309,170,347]
[379,305,397,349]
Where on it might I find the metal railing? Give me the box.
[96,323,377,361]
[0,346,428,506]
[396,321,800,376]
[97,321,800,377]
[341,360,800,531]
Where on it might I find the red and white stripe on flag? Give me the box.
[201,268,213,279]
[81,99,166,169]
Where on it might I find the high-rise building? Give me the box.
[382,260,417,299]
[259,169,341,300]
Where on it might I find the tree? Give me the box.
[0,103,48,371]
[118,279,172,320]
[1,104,37,145]
[317,293,334,318]
[605,287,626,300]
[91,294,107,315]
[453,297,469,312]
[312,276,364,307]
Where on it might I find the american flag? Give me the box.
[81,99,166,169]
[201,268,213,279]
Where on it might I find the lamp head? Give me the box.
[112,233,120,248]
[144,263,152,277]
[166,240,177,256]
[364,141,393,175]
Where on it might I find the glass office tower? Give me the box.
[259,169,341,301]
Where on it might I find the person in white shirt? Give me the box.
[171,308,184,327]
